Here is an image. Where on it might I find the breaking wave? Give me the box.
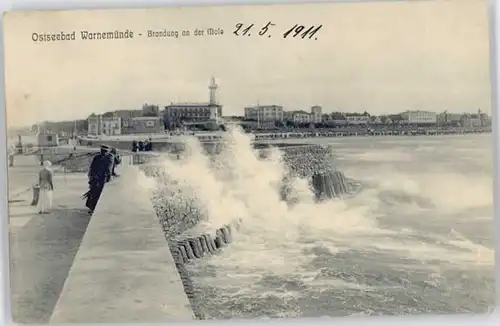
[138,128,494,319]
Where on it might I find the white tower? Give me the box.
[209,76,218,106]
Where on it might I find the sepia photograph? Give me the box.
[2,0,495,323]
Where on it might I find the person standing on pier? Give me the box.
[84,145,113,215]
[146,138,153,151]
[109,147,121,177]
[8,145,15,167]
[37,160,54,214]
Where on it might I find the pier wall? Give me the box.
[50,166,194,323]
[48,147,354,322]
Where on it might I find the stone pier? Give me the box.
[49,167,194,323]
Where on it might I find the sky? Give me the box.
[3,0,492,127]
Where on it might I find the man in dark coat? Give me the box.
[145,138,153,151]
[85,144,113,215]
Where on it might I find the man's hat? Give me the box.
[100,144,110,151]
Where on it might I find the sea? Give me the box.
[138,130,496,318]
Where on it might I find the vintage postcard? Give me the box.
[3,0,494,323]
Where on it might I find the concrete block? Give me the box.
[203,234,216,253]
[194,237,204,257]
[181,240,196,260]
[176,264,195,296]
[329,172,341,196]
[216,228,226,244]
[178,245,189,264]
[171,247,183,265]
[342,174,350,193]
[311,173,321,198]
[187,238,203,259]
[221,226,232,244]
[214,236,224,249]
[334,171,348,194]
[198,236,209,255]
[312,171,354,199]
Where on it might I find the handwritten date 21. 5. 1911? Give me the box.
[233,22,322,40]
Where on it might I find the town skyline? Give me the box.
[8,104,490,131]
[10,106,489,135]
[5,0,491,128]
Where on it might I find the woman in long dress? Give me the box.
[38,160,54,214]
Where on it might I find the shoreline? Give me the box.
[13,127,492,154]
[80,127,491,146]
[250,126,491,141]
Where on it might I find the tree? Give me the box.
[331,112,346,120]
[274,120,285,128]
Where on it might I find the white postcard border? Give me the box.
[0,0,498,325]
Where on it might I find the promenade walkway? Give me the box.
[7,155,40,201]
[9,171,90,324]
[8,152,193,323]
[50,167,194,323]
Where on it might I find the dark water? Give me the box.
[177,134,494,319]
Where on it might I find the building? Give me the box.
[460,114,481,127]
[142,103,160,117]
[345,112,370,125]
[437,111,462,126]
[401,110,437,124]
[480,112,491,126]
[165,103,222,123]
[370,115,382,124]
[239,120,276,130]
[114,110,143,120]
[37,131,59,147]
[323,112,348,126]
[164,77,223,128]
[310,106,322,123]
[244,105,284,122]
[223,116,245,122]
[101,116,122,135]
[388,114,405,124]
[447,113,462,124]
[284,110,311,124]
[129,116,164,134]
[34,120,84,136]
[113,110,143,134]
[460,110,486,128]
[87,113,122,136]
[87,114,100,135]
[436,112,447,125]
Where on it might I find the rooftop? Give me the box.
[290,110,310,115]
[132,116,161,120]
[165,102,221,107]
[245,104,283,109]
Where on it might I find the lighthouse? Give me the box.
[208,77,219,119]
[209,76,218,106]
